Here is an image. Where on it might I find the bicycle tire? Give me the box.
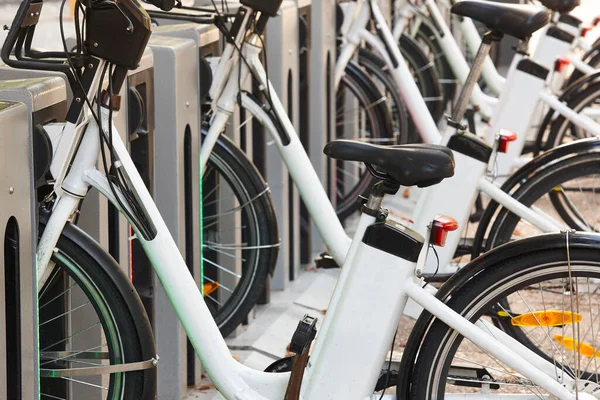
[411,22,456,112]
[566,39,600,86]
[358,48,410,144]
[398,33,445,124]
[334,61,393,222]
[39,220,155,399]
[541,79,600,151]
[360,34,445,134]
[485,151,600,251]
[474,152,600,361]
[410,240,600,397]
[201,130,278,337]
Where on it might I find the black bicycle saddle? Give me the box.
[323,140,455,188]
[539,0,580,14]
[451,0,550,40]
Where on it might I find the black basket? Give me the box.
[239,0,283,16]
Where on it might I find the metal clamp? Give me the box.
[22,3,42,27]
[40,353,158,377]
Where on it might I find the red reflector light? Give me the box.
[431,215,459,247]
[582,26,592,38]
[497,130,517,153]
[554,57,570,73]
[594,17,600,27]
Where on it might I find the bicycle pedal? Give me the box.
[375,369,399,391]
[469,211,483,223]
[448,365,499,390]
[315,252,340,269]
[264,355,295,373]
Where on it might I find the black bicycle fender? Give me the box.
[39,212,157,400]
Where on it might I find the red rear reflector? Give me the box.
[554,57,570,73]
[431,215,459,247]
[582,26,592,38]
[497,130,517,153]
[593,17,600,27]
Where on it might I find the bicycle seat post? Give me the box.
[450,31,504,125]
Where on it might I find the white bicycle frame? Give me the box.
[331,0,600,271]
[35,49,585,398]
[391,0,598,98]
[336,0,600,150]
[29,2,600,396]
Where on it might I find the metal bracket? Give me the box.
[22,3,42,27]
[40,354,158,377]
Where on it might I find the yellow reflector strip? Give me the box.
[203,282,219,296]
[554,335,600,358]
[510,310,582,327]
[497,310,509,318]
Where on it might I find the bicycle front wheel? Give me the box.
[201,131,278,337]
[38,224,155,399]
[410,243,600,397]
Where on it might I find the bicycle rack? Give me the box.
[295,0,312,264]
[153,17,277,318]
[0,77,67,399]
[265,0,301,289]
[298,0,337,259]
[151,22,224,386]
[0,61,73,103]
[146,35,203,398]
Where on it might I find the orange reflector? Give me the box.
[554,335,600,358]
[203,282,219,296]
[511,310,581,327]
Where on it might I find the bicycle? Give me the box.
[392,0,595,107]
[8,0,599,399]
[391,0,600,158]
[149,0,600,310]
[7,0,600,397]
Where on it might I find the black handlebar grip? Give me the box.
[144,0,175,12]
